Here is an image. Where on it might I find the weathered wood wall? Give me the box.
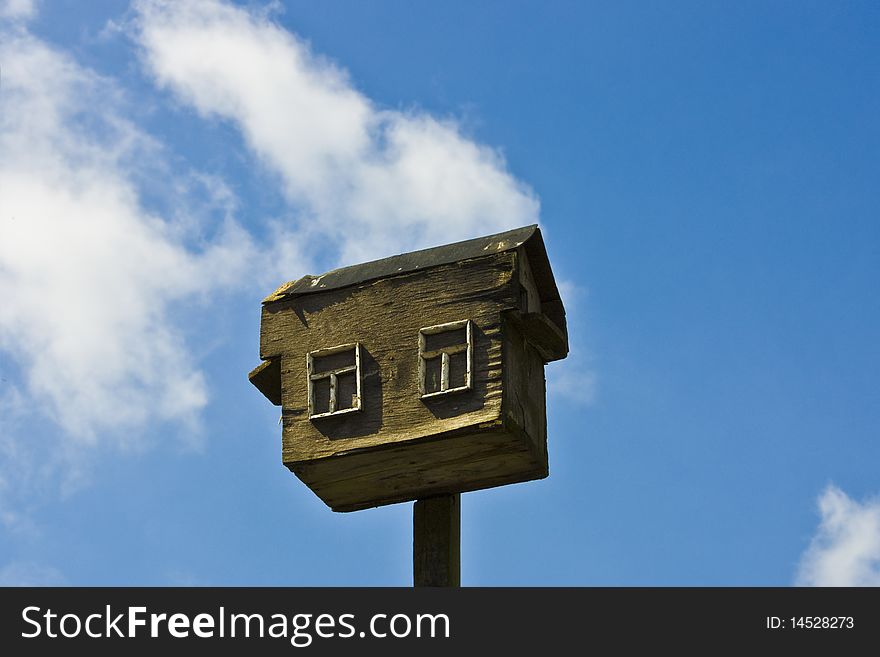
[255,250,560,510]
[502,315,549,472]
[260,252,518,464]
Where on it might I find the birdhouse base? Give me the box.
[288,418,547,512]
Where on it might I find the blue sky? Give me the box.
[1,0,878,586]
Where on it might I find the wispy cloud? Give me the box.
[0,0,36,21]
[0,27,250,441]
[131,0,539,268]
[796,485,880,586]
[547,279,596,407]
[0,13,256,519]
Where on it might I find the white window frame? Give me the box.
[307,342,362,419]
[419,319,473,398]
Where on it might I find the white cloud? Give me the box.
[0,0,36,21]
[548,362,597,407]
[796,485,880,586]
[0,19,258,522]
[0,29,252,441]
[132,0,540,267]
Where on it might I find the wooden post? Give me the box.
[413,493,460,587]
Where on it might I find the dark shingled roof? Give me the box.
[263,225,563,311]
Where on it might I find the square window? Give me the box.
[419,320,473,398]
[307,343,362,419]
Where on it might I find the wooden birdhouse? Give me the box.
[249,225,568,512]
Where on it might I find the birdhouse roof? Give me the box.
[263,224,564,310]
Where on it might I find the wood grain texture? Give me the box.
[247,357,282,406]
[516,245,542,314]
[502,316,549,470]
[292,422,545,511]
[262,253,517,462]
[504,310,568,363]
[255,249,560,511]
[414,494,460,587]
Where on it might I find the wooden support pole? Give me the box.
[413,493,460,587]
